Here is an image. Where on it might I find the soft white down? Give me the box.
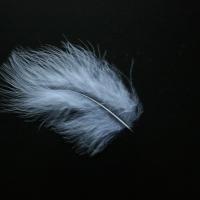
[0,42,142,156]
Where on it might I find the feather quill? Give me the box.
[0,42,142,155]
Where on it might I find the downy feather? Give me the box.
[0,42,142,155]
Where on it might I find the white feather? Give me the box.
[0,42,142,155]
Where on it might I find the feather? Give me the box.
[0,42,142,156]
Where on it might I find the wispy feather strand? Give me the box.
[0,42,142,155]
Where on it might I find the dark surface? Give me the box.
[0,0,198,197]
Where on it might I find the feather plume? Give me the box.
[0,42,142,155]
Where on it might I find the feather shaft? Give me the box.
[54,88,134,132]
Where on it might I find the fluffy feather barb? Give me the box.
[0,42,142,155]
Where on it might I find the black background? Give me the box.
[0,0,199,197]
